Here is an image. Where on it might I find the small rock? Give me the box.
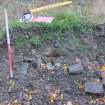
[31,49,36,55]
[85,80,104,95]
[90,42,97,51]
[43,47,62,57]
[66,101,73,105]
[53,40,60,48]
[23,57,36,62]
[16,62,30,75]
[95,70,102,78]
[96,23,105,33]
[78,0,86,5]
[69,62,83,74]
[95,69,105,79]
[55,62,61,69]
[102,77,105,86]
[56,56,66,64]
[31,61,38,69]
[47,62,55,70]
[43,47,54,56]
[81,56,90,69]
[96,55,105,65]
[14,53,24,63]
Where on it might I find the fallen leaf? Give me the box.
[96,97,105,104]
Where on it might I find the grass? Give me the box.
[30,35,42,47]
[8,12,96,50]
[0,0,104,56]
[14,37,27,49]
[0,10,97,55]
[0,31,5,40]
[0,0,104,57]
[9,20,34,30]
[9,12,95,33]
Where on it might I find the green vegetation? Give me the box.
[7,13,96,52]
[14,37,27,49]
[9,13,95,33]
[9,20,33,30]
[30,36,42,47]
[0,31,5,40]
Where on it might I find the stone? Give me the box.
[16,62,30,76]
[78,0,86,5]
[69,62,83,74]
[23,57,36,62]
[31,61,38,69]
[85,80,104,95]
[90,42,97,51]
[55,62,61,69]
[102,77,105,86]
[96,24,105,33]
[95,70,105,78]
[53,40,60,48]
[43,47,62,57]
[47,62,55,70]
[96,55,105,65]
[66,101,73,105]
[81,56,90,69]
[43,47,54,56]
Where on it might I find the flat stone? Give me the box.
[85,80,104,95]
[69,62,83,74]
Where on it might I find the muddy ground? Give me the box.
[0,27,105,105]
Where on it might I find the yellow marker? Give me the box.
[96,65,105,71]
[30,1,72,13]
[63,64,68,72]
[100,65,105,71]
[28,90,33,101]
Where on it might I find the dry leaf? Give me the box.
[96,97,105,104]
[62,64,69,72]
[49,89,61,103]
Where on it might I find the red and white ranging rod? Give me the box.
[4,8,13,78]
